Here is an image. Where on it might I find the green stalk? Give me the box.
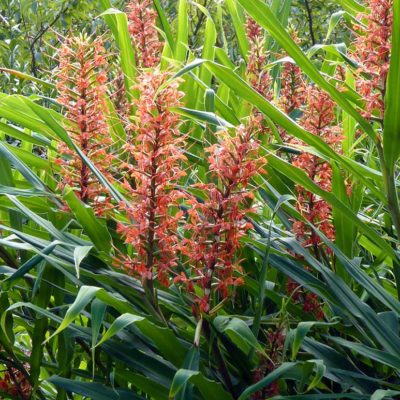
[251,244,270,340]
[248,225,271,363]
[143,277,168,326]
[377,143,400,299]
[251,196,292,344]
[202,319,236,398]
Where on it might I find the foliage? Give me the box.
[0,0,399,399]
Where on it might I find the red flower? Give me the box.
[251,326,285,399]
[290,87,343,246]
[0,365,31,399]
[246,18,273,101]
[182,120,265,314]
[278,31,307,123]
[55,35,114,216]
[352,0,393,118]
[116,69,186,287]
[127,0,163,68]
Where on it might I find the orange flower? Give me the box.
[182,121,265,313]
[291,87,342,246]
[0,365,31,399]
[278,31,307,119]
[116,70,186,286]
[127,0,163,68]
[246,18,272,100]
[352,0,393,118]
[55,35,114,215]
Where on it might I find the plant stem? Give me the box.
[377,143,400,298]
[143,277,168,326]
[304,0,316,45]
[251,245,269,340]
[202,319,236,398]
[0,247,18,269]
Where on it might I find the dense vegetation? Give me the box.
[1,0,400,399]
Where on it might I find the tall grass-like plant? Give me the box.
[1,0,400,399]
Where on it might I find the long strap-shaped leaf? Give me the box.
[267,155,396,261]
[99,5,137,102]
[224,0,249,60]
[175,0,189,63]
[383,0,400,173]
[237,0,376,141]
[153,0,174,49]
[174,60,382,196]
[24,97,127,205]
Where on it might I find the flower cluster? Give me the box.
[127,0,163,68]
[278,31,307,117]
[352,0,393,118]
[251,327,285,399]
[286,278,324,320]
[179,121,265,314]
[116,70,186,287]
[246,18,273,100]
[291,87,342,246]
[55,35,114,215]
[282,87,343,321]
[0,365,31,399]
[111,71,130,121]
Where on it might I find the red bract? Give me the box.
[291,87,342,246]
[283,87,343,320]
[111,71,130,122]
[0,366,31,399]
[55,35,114,215]
[286,278,324,320]
[251,327,285,399]
[127,0,163,68]
[279,60,306,116]
[181,121,265,314]
[352,0,392,118]
[246,18,273,100]
[278,31,307,117]
[116,69,186,287]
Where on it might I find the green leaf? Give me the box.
[328,336,400,369]
[371,390,400,400]
[46,286,101,342]
[169,369,232,400]
[0,121,53,147]
[2,141,49,169]
[237,0,376,141]
[0,142,52,194]
[334,0,365,15]
[172,107,234,128]
[63,187,112,253]
[73,246,93,279]
[175,0,188,63]
[214,316,262,355]
[47,376,142,400]
[153,0,174,49]
[289,320,338,360]
[238,363,296,400]
[100,7,137,101]
[94,313,144,348]
[331,163,355,280]
[0,68,56,89]
[3,242,59,286]
[90,299,107,350]
[224,0,249,60]
[174,346,199,400]
[383,0,400,172]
